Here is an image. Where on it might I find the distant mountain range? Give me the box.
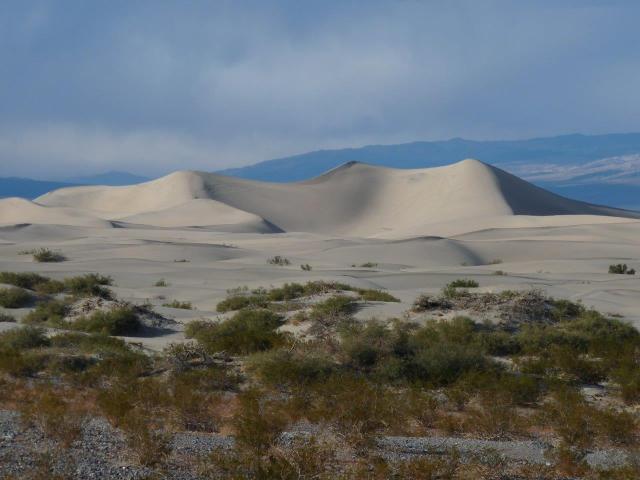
[0,171,149,200]
[218,133,640,210]
[65,171,149,186]
[2,134,640,210]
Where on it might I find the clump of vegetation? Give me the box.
[64,273,113,298]
[68,307,142,335]
[0,271,64,294]
[162,300,193,310]
[217,293,269,312]
[267,255,291,266]
[0,325,50,350]
[300,263,312,271]
[309,295,356,329]
[442,279,479,299]
[32,248,66,263]
[359,262,378,268]
[609,263,636,275]
[448,279,479,289]
[217,281,400,313]
[0,313,16,322]
[23,298,69,326]
[154,279,169,287]
[0,287,33,308]
[357,288,400,302]
[186,309,287,355]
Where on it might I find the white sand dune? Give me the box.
[0,197,112,228]
[35,159,639,237]
[118,199,280,233]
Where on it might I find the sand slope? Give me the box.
[34,159,639,237]
[0,197,112,228]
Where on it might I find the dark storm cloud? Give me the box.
[1,0,639,178]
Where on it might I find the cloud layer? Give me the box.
[1,0,640,178]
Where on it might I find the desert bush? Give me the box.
[247,347,336,389]
[233,388,288,451]
[0,271,64,294]
[186,309,287,355]
[309,295,356,326]
[0,287,32,308]
[0,347,47,377]
[216,293,269,312]
[306,373,402,444]
[448,279,479,289]
[302,280,353,296]
[64,273,113,298]
[357,288,400,302]
[267,282,305,301]
[162,299,192,309]
[539,388,598,448]
[19,387,85,448]
[68,306,142,335]
[477,330,522,356]
[267,255,291,266]
[0,312,16,322]
[32,248,66,262]
[359,262,378,268]
[300,263,312,271]
[165,372,223,432]
[0,325,50,350]
[405,343,493,386]
[609,263,636,275]
[154,278,168,287]
[119,409,171,467]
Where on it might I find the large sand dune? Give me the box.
[33,159,638,236]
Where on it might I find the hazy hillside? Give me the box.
[0,172,148,200]
[218,133,640,210]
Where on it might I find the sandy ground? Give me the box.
[1,160,639,348]
[1,217,639,350]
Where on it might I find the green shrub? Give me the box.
[247,348,336,389]
[300,263,312,271]
[0,313,16,322]
[309,295,356,324]
[477,330,522,356]
[186,310,286,355]
[0,325,50,350]
[609,263,636,275]
[162,300,192,309]
[50,332,133,355]
[154,279,168,287]
[405,343,493,386]
[448,279,479,288]
[357,288,400,302]
[267,282,305,301]
[64,273,113,298]
[68,307,142,335]
[23,299,69,326]
[302,281,353,296]
[233,388,288,451]
[267,256,291,266]
[33,248,66,263]
[0,287,32,308]
[0,272,64,293]
[216,294,268,312]
[0,348,47,377]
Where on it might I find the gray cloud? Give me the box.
[1,0,639,178]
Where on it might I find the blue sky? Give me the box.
[1,0,640,178]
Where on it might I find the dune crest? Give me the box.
[29,159,640,236]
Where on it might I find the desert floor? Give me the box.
[2,217,639,350]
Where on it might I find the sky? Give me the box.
[1,0,640,179]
